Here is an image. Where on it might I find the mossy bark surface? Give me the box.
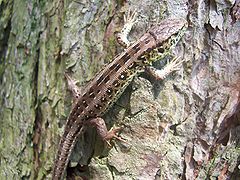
[0,0,239,179]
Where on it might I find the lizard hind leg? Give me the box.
[65,73,82,101]
[87,117,127,146]
[116,9,138,48]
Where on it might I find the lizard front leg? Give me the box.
[116,10,138,48]
[145,57,186,80]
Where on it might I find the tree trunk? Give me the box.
[0,0,239,179]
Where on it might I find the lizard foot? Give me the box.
[87,118,127,146]
[116,9,138,48]
[65,73,82,100]
[145,56,186,80]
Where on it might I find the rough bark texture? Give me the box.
[0,0,239,179]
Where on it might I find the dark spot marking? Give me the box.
[137,55,149,65]
[109,63,118,70]
[132,43,141,53]
[96,75,104,85]
[89,110,94,114]
[101,97,107,102]
[129,62,137,69]
[94,104,102,109]
[82,100,88,107]
[104,76,110,83]
[135,47,141,53]
[106,88,113,95]
[115,64,121,71]
[122,53,131,63]
[77,109,83,116]
[88,88,95,98]
[143,60,149,65]
[137,56,146,61]
[158,47,164,53]
[146,48,152,53]
[96,89,101,94]
[145,39,150,44]
[119,72,127,80]
[68,137,74,143]
[113,80,120,87]
[157,42,163,47]
[89,92,95,98]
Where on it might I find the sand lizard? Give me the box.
[52,11,188,179]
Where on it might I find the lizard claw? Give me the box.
[124,9,138,25]
[117,9,138,48]
[103,126,129,146]
[166,56,186,72]
[64,73,82,100]
[145,56,186,80]
[65,73,78,88]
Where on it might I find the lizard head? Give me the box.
[143,18,187,63]
[148,18,188,50]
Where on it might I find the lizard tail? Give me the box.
[52,125,83,180]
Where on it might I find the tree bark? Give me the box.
[0,0,239,179]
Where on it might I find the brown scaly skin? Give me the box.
[52,15,188,180]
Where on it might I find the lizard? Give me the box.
[52,11,188,180]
